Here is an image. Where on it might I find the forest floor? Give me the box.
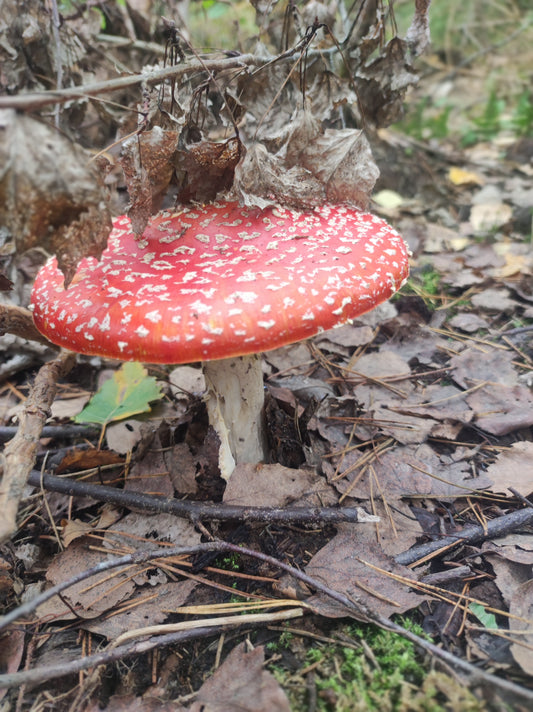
[1,2,533,711]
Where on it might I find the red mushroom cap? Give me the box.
[30,201,409,363]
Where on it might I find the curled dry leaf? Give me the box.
[190,643,290,712]
[355,38,419,127]
[120,128,180,236]
[0,110,111,285]
[233,143,325,210]
[175,137,242,204]
[234,109,379,210]
[405,0,433,57]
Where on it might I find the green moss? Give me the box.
[269,620,486,711]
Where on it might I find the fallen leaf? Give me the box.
[485,442,533,494]
[373,189,405,209]
[471,288,519,313]
[509,580,533,675]
[466,385,533,436]
[75,362,162,426]
[85,580,198,640]
[39,537,136,621]
[223,463,318,507]
[0,629,24,703]
[450,346,518,388]
[448,166,484,187]
[189,643,291,712]
[469,202,513,232]
[305,533,425,620]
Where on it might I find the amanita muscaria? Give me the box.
[30,201,409,479]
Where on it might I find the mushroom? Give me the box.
[30,201,409,479]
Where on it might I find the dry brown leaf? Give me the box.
[299,128,379,209]
[349,500,423,558]
[448,313,489,333]
[368,400,438,445]
[124,440,175,499]
[481,551,532,605]
[450,347,518,389]
[55,447,124,475]
[189,643,290,712]
[471,288,519,313]
[175,138,241,204]
[469,202,513,232]
[40,537,136,621]
[223,462,318,508]
[233,142,325,211]
[305,533,424,620]
[103,512,201,558]
[61,519,94,547]
[355,38,419,127]
[234,109,379,210]
[509,580,533,675]
[330,443,488,501]
[466,385,533,436]
[85,580,198,640]
[0,629,24,703]
[0,109,111,284]
[120,128,179,235]
[485,442,533,495]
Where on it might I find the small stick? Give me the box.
[0,54,259,112]
[395,506,533,566]
[0,304,56,347]
[0,350,76,542]
[26,470,361,525]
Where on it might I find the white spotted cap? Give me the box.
[30,201,410,363]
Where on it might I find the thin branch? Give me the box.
[0,54,260,112]
[395,506,533,566]
[0,351,76,543]
[0,304,57,348]
[26,470,362,525]
[0,626,227,689]
[0,424,99,442]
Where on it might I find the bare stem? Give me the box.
[0,350,76,542]
[0,55,259,112]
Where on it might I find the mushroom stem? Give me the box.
[203,354,267,481]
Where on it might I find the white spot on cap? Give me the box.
[190,300,211,315]
[258,320,276,329]
[145,310,162,323]
[135,325,150,337]
[99,314,111,332]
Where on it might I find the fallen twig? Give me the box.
[0,304,56,347]
[0,54,259,112]
[26,470,363,525]
[0,424,99,442]
[395,505,533,566]
[0,350,76,542]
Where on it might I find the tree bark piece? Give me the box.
[0,350,75,542]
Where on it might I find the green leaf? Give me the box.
[469,602,498,629]
[74,362,162,426]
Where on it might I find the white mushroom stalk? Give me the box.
[30,201,410,480]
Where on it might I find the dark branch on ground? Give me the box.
[395,505,533,566]
[26,470,361,525]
